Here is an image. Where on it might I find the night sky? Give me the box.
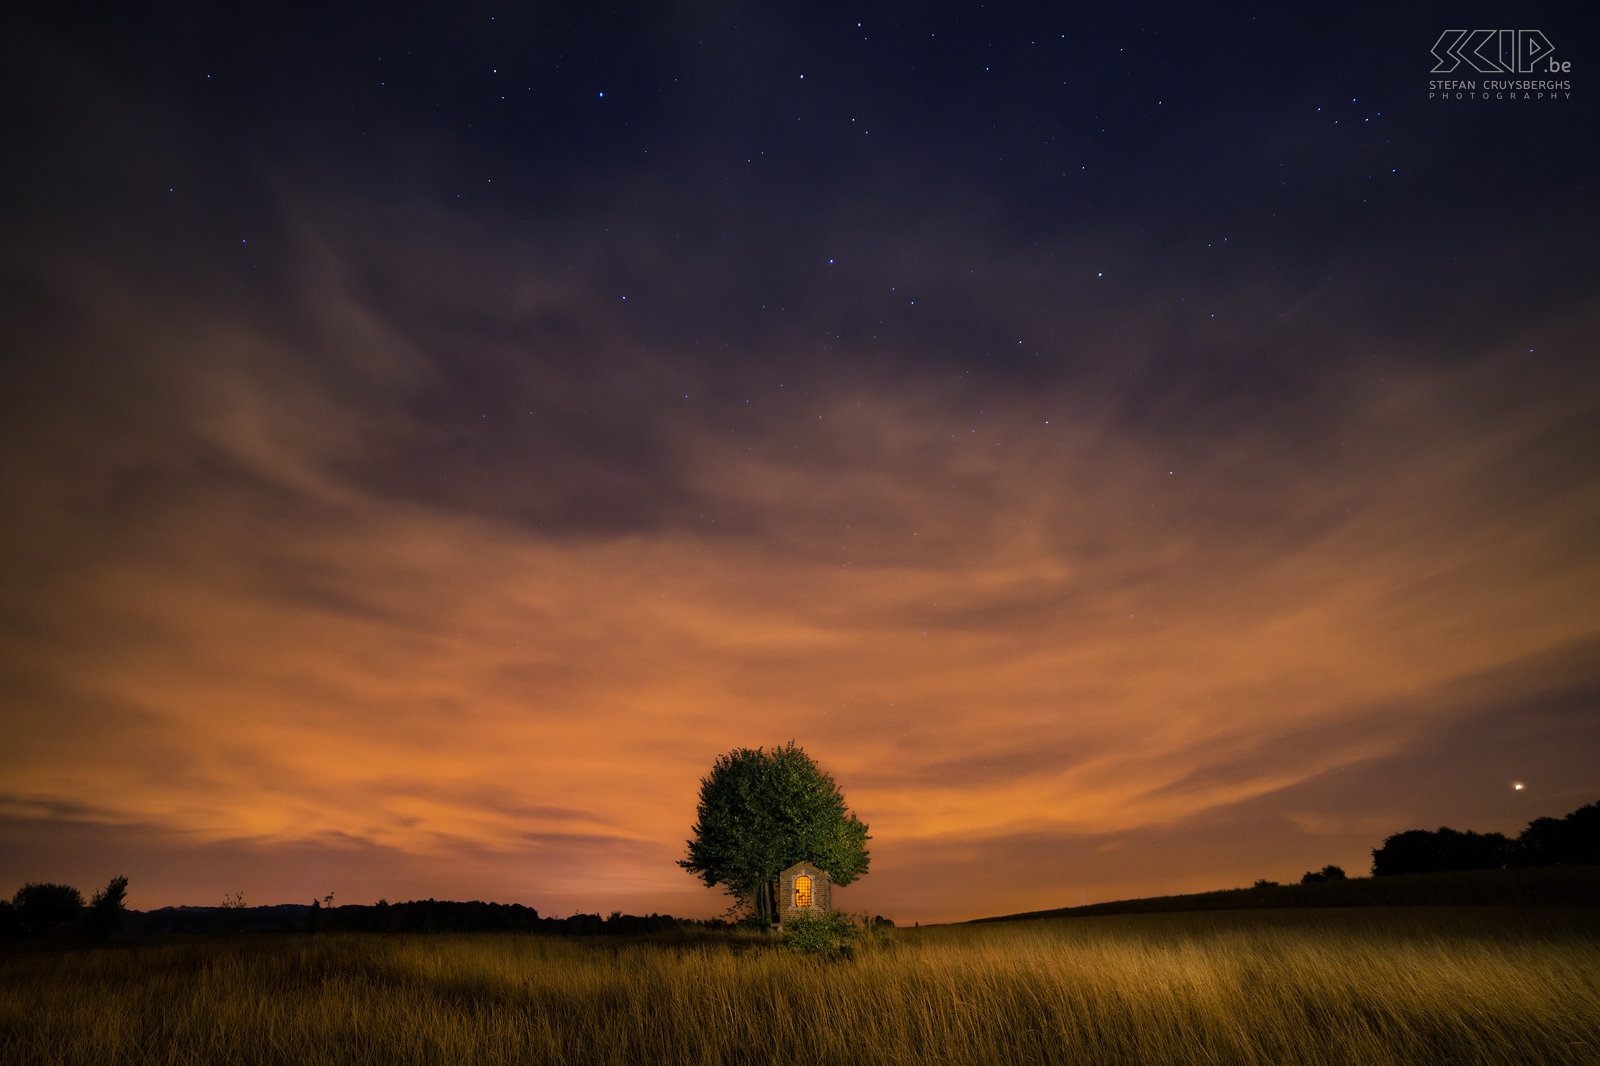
[2,3,1597,925]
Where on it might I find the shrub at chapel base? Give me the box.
[781,910,860,958]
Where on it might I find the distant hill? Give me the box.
[969,865,1600,923]
[130,904,313,933]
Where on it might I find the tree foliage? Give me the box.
[12,882,84,935]
[1372,827,1513,876]
[86,875,129,940]
[1509,802,1600,867]
[1370,800,1599,877]
[679,742,869,922]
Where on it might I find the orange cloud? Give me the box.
[2,215,1597,923]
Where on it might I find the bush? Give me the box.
[1373,828,1512,876]
[304,894,334,934]
[1512,802,1600,867]
[219,891,249,934]
[12,883,84,936]
[781,911,860,958]
[85,876,129,940]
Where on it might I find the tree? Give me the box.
[1301,864,1347,884]
[1511,801,1600,867]
[219,891,249,934]
[1372,827,1512,876]
[12,882,84,936]
[679,742,870,924]
[85,876,129,940]
[304,892,333,934]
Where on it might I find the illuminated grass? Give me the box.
[2,908,1597,1065]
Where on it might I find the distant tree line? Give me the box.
[1372,800,1599,876]
[1263,800,1599,888]
[332,902,878,936]
[139,900,727,936]
[314,902,727,936]
[0,876,127,940]
[2,882,733,939]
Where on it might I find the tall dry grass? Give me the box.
[2,907,1596,1065]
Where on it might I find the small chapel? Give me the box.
[776,860,832,925]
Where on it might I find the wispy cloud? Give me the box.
[1,185,1596,922]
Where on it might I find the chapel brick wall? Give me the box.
[777,861,832,924]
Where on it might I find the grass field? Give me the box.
[3,907,1598,1065]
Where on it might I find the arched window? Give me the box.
[794,875,812,908]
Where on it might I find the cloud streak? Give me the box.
[1,190,1595,922]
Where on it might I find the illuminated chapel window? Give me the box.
[795,875,812,908]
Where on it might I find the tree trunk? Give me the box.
[753,880,777,925]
